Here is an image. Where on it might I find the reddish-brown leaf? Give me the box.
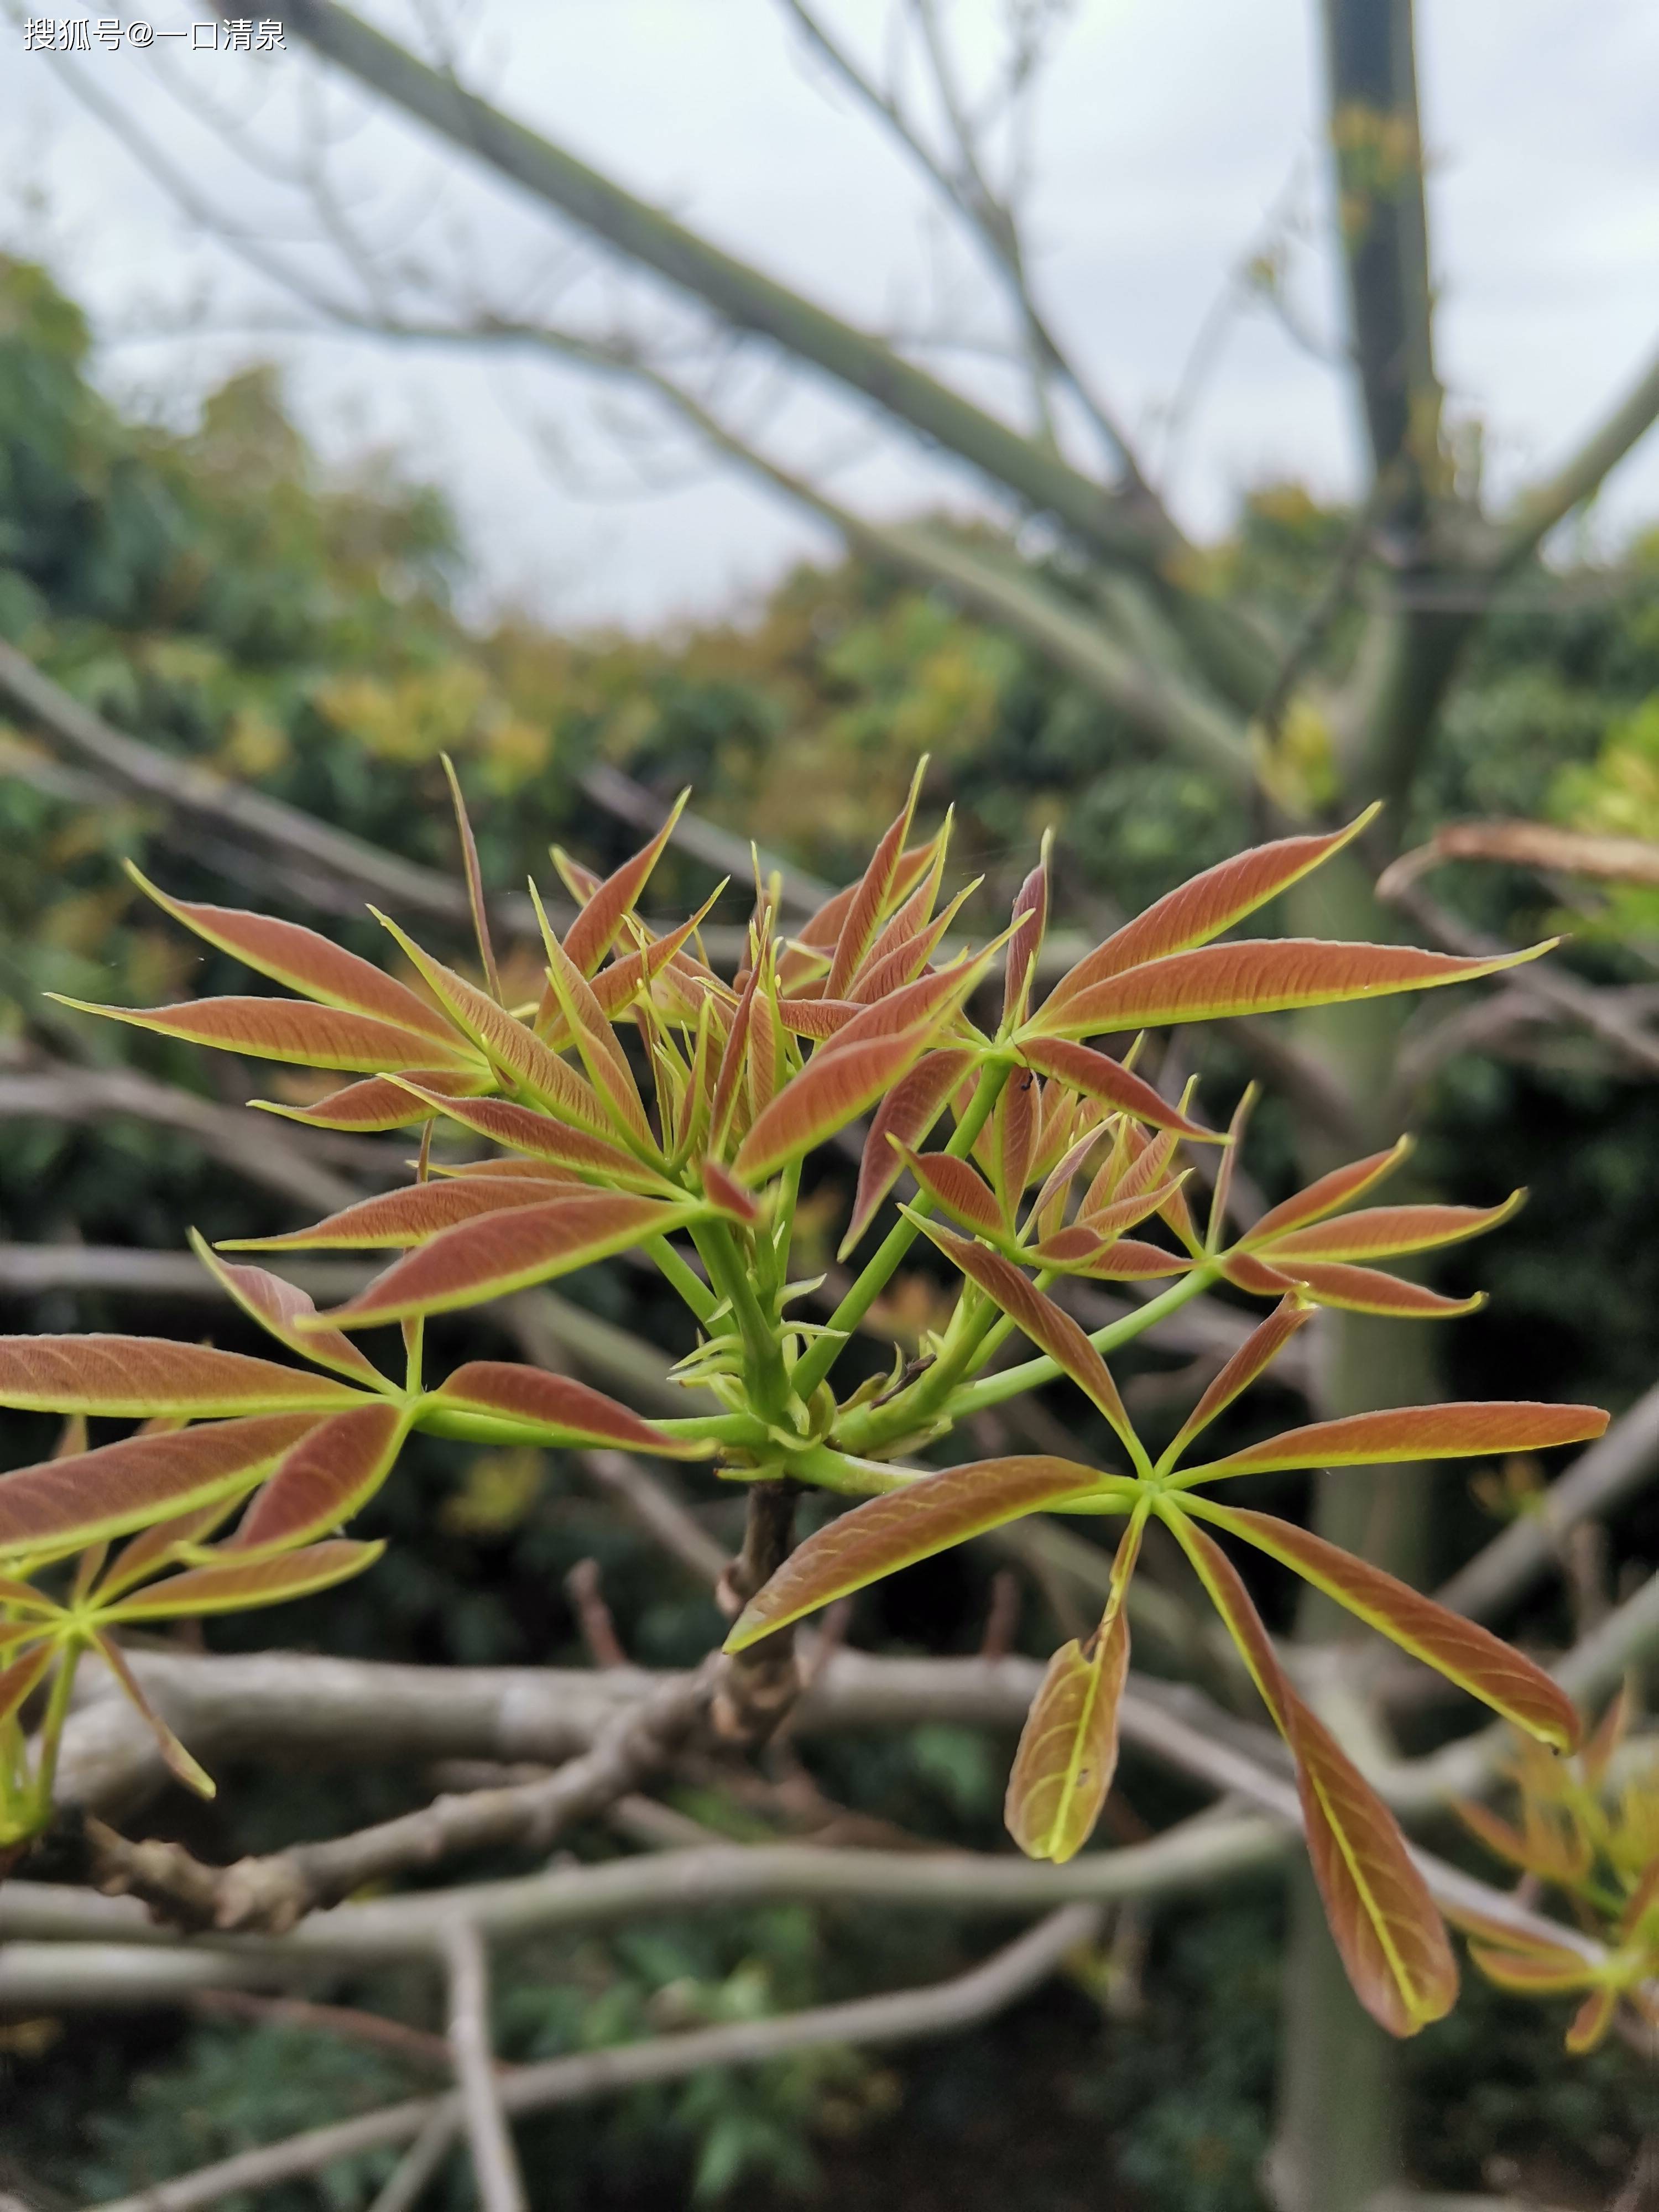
[440,754,502,999]
[1242,1139,1414,1245]
[1030,1232,1192,1281]
[825,763,925,998]
[896,1148,1004,1239]
[701,1157,761,1224]
[534,900,656,1148]
[1464,1944,1599,1997]
[91,1631,216,1796]
[1004,1611,1130,1863]
[735,1027,942,1183]
[255,1068,495,1133]
[1164,1298,1314,1465]
[186,1234,387,1388]
[561,791,687,975]
[126,865,456,1043]
[1190,1498,1581,1750]
[1260,1259,1484,1319]
[431,1360,709,1457]
[912,1218,1132,1441]
[726,1455,1101,1649]
[222,1403,410,1554]
[1005,1512,1141,1864]
[1041,813,1379,1011]
[1177,1401,1609,1483]
[994,1063,1041,1220]
[1018,1036,1219,1141]
[374,915,610,1135]
[106,1539,384,1619]
[1002,845,1051,1027]
[391,1083,667,1190]
[50,995,480,1074]
[1169,1512,1458,2035]
[1566,1988,1619,2052]
[97,1500,239,1603]
[0,1413,322,1558]
[1266,1197,1522,1262]
[308,1193,702,1329]
[842,1047,976,1256]
[1026,939,1551,1040]
[0,1337,365,1418]
[0,1641,56,1729]
[221,1174,576,1252]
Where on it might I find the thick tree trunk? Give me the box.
[1266,855,1441,2209]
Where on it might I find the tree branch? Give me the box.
[270,1,1181,581]
[1495,333,1659,570]
[440,1919,525,2212]
[74,1904,1103,2212]
[1435,1375,1659,1623]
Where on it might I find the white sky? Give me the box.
[2,0,1657,630]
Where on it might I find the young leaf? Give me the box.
[0,1413,324,1559]
[391,1083,669,1191]
[726,1455,1102,1650]
[1005,1513,1141,1863]
[1004,1614,1130,1863]
[1018,1036,1220,1141]
[96,1500,241,1603]
[0,1644,56,1729]
[734,1026,944,1183]
[105,1539,384,1619]
[49,995,481,1074]
[255,1068,496,1133]
[372,913,610,1135]
[124,865,457,1044]
[910,1217,1133,1441]
[90,1632,216,1797]
[1041,814,1380,1013]
[220,1173,578,1251]
[993,1064,1041,1221]
[1252,1259,1484,1319]
[825,760,926,998]
[1175,1401,1608,1484]
[531,891,656,1149]
[1001,841,1051,1029]
[1025,938,1553,1041]
[1463,1944,1601,1997]
[221,1403,410,1554]
[306,1194,705,1329]
[1167,1510,1458,2035]
[701,1159,761,1224]
[1186,1498,1582,1750]
[1029,1232,1192,1281]
[1163,1298,1314,1465]
[842,1047,975,1256]
[895,1148,1004,1240]
[186,1234,388,1388]
[1566,1988,1619,2053]
[1241,1139,1413,1245]
[440,754,502,1000]
[1265,1197,1522,1261]
[430,1360,710,1457]
[0,1338,366,1418]
[560,791,689,975]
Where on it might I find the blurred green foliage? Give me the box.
[6,253,1659,2205]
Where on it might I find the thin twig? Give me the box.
[78,1905,1103,2212]
[440,1921,525,2212]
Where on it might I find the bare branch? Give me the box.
[0,638,532,936]
[1383,877,1659,1078]
[1495,334,1659,570]
[0,1065,359,1218]
[1379,819,1659,898]
[440,1919,526,2212]
[1436,1376,1659,1623]
[271,0,1185,581]
[76,1905,1104,2212]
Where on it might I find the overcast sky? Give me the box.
[3,0,1657,630]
